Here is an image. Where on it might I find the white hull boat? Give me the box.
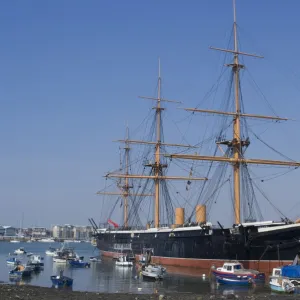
[115,255,133,267]
[53,257,67,263]
[14,248,26,255]
[10,240,20,243]
[141,265,165,280]
[45,248,57,256]
[39,238,55,243]
[269,276,295,293]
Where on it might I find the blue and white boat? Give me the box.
[212,262,265,283]
[51,270,73,287]
[269,254,300,293]
[6,258,21,265]
[9,264,33,278]
[68,259,90,268]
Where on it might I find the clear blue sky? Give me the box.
[1,0,300,228]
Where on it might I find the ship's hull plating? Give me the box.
[95,224,300,273]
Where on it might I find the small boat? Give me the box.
[269,265,300,293]
[53,257,67,263]
[14,247,26,255]
[6,258,21,265]
[9,264,33,277]
[115,255,133,267]
[27,252,33,257]
[212,262,265,283]
[39,238,55,243]
[27,255,44,267]
[141,264,165,280]
[216,276,253,286]
[45,247,57,256]
[269,275,295,293]
[90,256,101,262]
[50,270,73,287]
[10,240,20,243]
[68,259,91,268]
[26,240,32,243]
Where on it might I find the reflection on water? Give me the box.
[0,242,275,295]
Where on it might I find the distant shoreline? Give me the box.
[0,284,296,300]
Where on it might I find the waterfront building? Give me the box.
[0,226,17,237]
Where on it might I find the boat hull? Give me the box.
[95,224,300,273]
[216,276,252,286]
[212,270,265,282]
[50,276,73,287]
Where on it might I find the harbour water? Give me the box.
[0,242,273,296]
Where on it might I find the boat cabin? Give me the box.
[272,268,282,277]
[217,262,244,273]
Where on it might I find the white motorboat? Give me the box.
[39,238,55,243]
[90,256,101,262]
[45,247,57,256]
[53,257,67,263]
[141,264,165,280]
[115,255,133,267]
[10,240,20,243]
[14,247,26,255]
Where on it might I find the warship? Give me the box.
[91,1,300,272]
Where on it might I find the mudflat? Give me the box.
[0,284,297,299]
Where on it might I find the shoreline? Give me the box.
[0,284,297,300]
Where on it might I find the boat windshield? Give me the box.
[234,265,242,270]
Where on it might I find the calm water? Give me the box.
[0,242,273,295]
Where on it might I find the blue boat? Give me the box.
[216,276,253,286]
[212,262,265,283]
[68,259,90,268]
[9,265,33,277]
[6,258,21,265]
[50,270,73,287]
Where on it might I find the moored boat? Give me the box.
[45,247,57,256]
[9,264,33,277]
[212,262,265,283]
[6,258,21,265]
[27,255,44,271]
[141,264,165,280]
[14,247,26,255]
[51,270,73,287]
[68,259,90,268]
[216,276,253,286]
[115,255,133,267]
[39,238,55,243]
[90,256,101,262]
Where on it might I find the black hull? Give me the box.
[95,224,300,271]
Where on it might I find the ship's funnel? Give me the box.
[196,205,206,223]
[175,207,185,225]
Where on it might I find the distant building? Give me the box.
[52,224,93,240]
[0,226,17,237]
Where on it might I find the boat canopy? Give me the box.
[282,265,300,278]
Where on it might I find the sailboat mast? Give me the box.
[124,125,130,227]
[232,0,241,224]
[154,59,161,228]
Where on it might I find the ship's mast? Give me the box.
[232,0,241,224]
[165,0,300,224]
[124,125,130,227]
[105,60,207,228]
[154,59,162,228]
[97,126,152,228]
